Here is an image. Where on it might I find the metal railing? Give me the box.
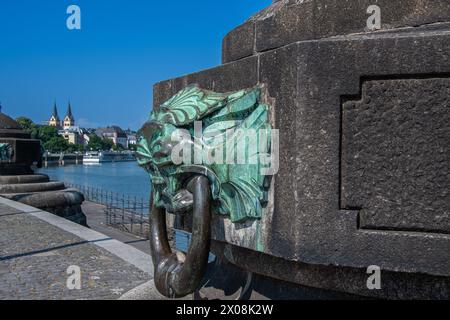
[66,183,150,238]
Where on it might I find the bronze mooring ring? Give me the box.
[149,175,212,298]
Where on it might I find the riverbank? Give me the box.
[42,152,136,167]
[43,153,83,167]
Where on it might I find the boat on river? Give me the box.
[83,151,135,164]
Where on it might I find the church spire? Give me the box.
[66,101,73,119]
[52,102,59,118]
[63,101,75,129]
[49,102,61,128]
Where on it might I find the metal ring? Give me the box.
[150,175,212,298]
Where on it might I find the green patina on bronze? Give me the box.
[137,85,273,223]
[0,143,12,161]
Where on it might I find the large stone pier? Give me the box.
[0,111,87,225]
[152,0,450,299]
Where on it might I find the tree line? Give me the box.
[15,117,119,153]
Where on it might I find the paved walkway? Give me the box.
[81,201,151,254]
[0,197,163,300]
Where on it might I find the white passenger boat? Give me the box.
[83,151,135,164]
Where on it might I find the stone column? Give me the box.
[152,0,450,299]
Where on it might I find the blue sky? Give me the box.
[0,0,271,130]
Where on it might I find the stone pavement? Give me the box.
[0,197,164,300]
[81,201,151,255]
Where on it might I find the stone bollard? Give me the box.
[0,111,87,226]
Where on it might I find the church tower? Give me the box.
[63,102,75,129]
[48,103,61,128]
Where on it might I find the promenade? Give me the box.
[0,197,163,300]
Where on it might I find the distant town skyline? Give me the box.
[45,101,133,130]
[0,0,271,130]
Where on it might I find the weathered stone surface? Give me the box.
[152,0,450,299]
[264,31,450,278]
[0,177,87,225]
[0,129,30,139]
[153,27,450,298]
[222,20,255,63]
[341,78,450,234]
[0,113,41,169]
[1,138,41,165]
[0,165,34,176]
[222,0,450,62]
[0,181,65,194]
[153,56,258,107]
[196,253,362,300]
[1,189,87,226]
[213,242,450,300]
[0,174,49,185]
[258,44,300,258]
[0,139,41,169]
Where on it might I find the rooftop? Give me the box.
[0,112,20,130]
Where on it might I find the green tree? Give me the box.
[87,134,103,150]
[66,143,85,154]
[16,117,39,139]
[43,136,69,153]
[38,126,59,144]
[16,117,33,130]
[87,135,114,151]
[76,144,85,153]
[112,143,125,151]
[15,119,79,153]
[102,138,114,150]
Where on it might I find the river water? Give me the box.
[37,161,151,202]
